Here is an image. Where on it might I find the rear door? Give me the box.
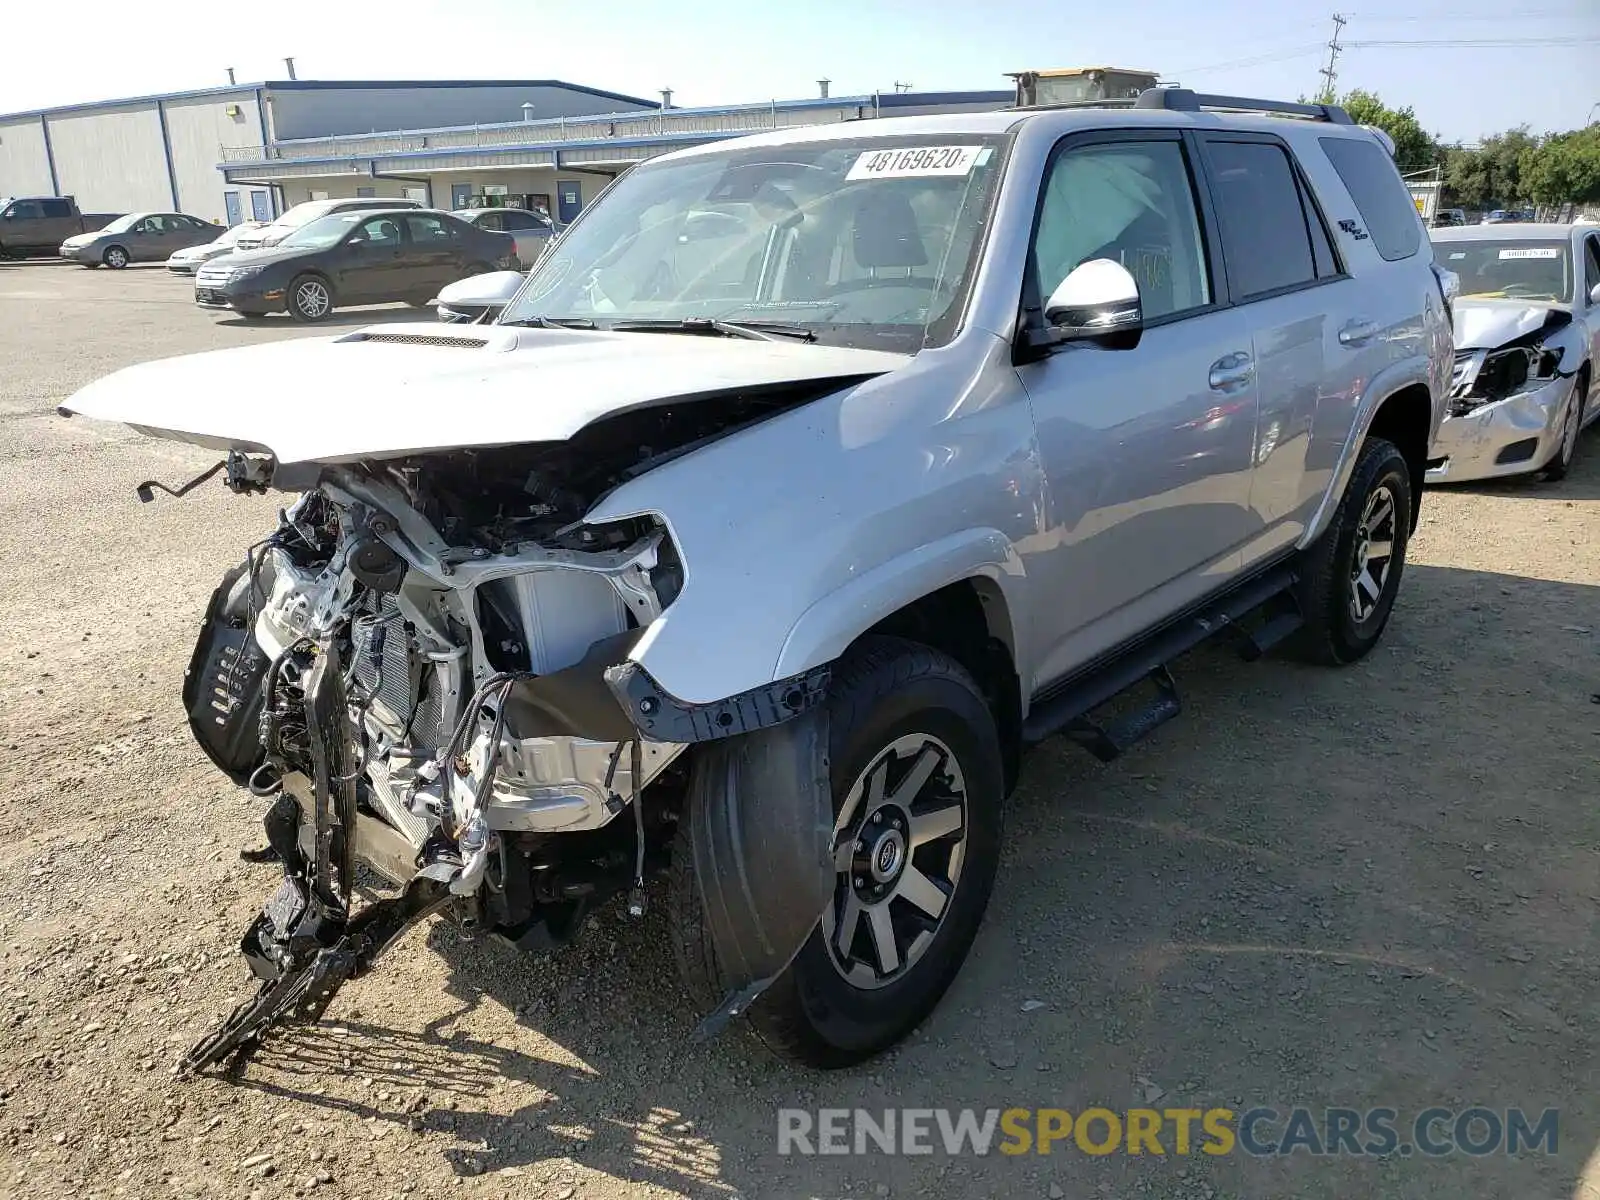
[1191,134,1357,553]
[403,213,465,295]
[38,198,77,249]
[1583,233,1600,413]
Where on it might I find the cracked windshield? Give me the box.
[503,137,1005,350]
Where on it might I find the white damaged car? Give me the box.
[1428,223,1600,482]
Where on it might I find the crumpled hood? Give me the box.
[1452,298,1571,350]
[59,325,910,464]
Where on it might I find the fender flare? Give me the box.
[1298,355,1437,550]
[772,527,1025,681]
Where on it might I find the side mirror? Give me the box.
[1044,259,1144,349]
[431,269,526,322]
[1589,282,1600,306]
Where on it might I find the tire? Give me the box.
[102,246,129,269]
[1542,368,1587,482]
[1291,436,1412,666]
[80,263,100,270]
[287,274,333,323]
[672,635,1005,1068]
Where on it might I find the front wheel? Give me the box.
[674,636,1005,1069]
[288,274,333,322]
[102,246,129,269]
[1542,370,1587,482]
[1292,437,1412,665]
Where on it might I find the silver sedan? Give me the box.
[1427,223,1600,483]
[59,211,223,269]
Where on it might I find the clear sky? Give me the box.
[3,0,1596,144]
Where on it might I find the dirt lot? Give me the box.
[0,262,1596,1200]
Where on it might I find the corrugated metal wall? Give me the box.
[0,117,54,196]
[48,105,170,211]
[163,91,264,221]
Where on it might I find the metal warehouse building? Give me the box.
[0,78,1011,228]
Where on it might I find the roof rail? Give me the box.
[1135,87,1353,124]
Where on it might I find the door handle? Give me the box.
[1339,318,1379,346]
[1208,352,1255,393]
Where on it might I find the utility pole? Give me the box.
[1317,13,1347,105]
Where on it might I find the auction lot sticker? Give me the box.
[1497,247,1562,259]
[847,146,987,180]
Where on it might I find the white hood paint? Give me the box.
[1452,299,1569,351]
[60,324,910,464]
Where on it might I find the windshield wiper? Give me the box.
[609,317,816,343]
[499,315,598,330]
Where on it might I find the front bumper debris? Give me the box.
[1425,374,1573,483]
[182,637,461,1074]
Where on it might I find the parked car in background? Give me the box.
[60,212,222,269]
[165,221,268,275]
[1481,209,1534,225]
[67,89,1451,1074]
[452,208,557,267]
[1432,208,1467,228]
[0,196,122,259]
[1428,223,1599,482]
[195,207,517,321]
[235,197,426,251]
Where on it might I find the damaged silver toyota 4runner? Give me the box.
[62,90,1451,1072]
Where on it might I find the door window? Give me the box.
[348,215,404,248]
[6,201,43,220]
[1204,140,1331,300]
[499,211,541,230]
[1585,236,1600,300]
[39,199,72,218]
[1319,136,1421,262]
[405,214,455,245]
[472,212,504,232]
[1032,138,1212,321]
[137,216,167,233]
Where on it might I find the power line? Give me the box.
[1347,36,1600,46]
[1171,44,1324,77]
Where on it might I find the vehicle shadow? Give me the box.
[233,562,1600,1200]
[211,306,430,330]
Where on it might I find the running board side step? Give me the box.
[1022,563,1301,757]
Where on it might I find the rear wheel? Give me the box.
[672,636,1004,1068]
[1292,437,1412,665]
[288,274,333,322]
[1542,369,1587,482]
[102,246,129,269]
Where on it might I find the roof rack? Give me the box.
[1135,87,1353,124]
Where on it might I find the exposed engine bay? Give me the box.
[176,391,836,1071]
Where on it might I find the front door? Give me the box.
[556,180,582,224]
[335,213,410,301]
[250,190,272,221]
[131,215,173,261]
[1016,132,1260,686]
[224,192,243,226]
[451,183,473,210]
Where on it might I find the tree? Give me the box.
[1443,145,1493,209]
[1339,90,1438,174]
[1519,126,1600,212]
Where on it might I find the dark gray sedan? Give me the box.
[60,212,223,269]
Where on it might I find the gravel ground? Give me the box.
[1,262,1597,1200]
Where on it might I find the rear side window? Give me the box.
[40,199,72,218]
[1204,140,1326,299]
[1319,136,1422,262]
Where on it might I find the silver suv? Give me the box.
[63,89,1450,1073]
